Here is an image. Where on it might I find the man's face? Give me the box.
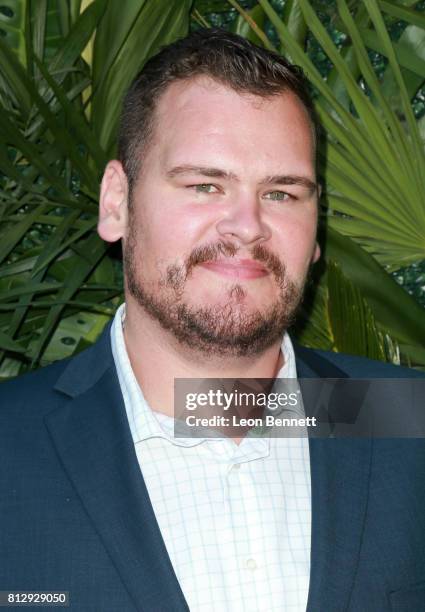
[122,77,320,357]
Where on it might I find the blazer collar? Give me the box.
[48,323,189,611]
[50,325,371,612]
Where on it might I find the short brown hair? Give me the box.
[118,28,317,195]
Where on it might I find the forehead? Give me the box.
[149,76,315,175]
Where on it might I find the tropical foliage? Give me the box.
[0,0,191,377]
[0,0,424,379]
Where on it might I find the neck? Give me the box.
[122,301,285,418]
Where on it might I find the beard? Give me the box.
[123,225,306,358]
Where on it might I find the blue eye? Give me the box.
[265,191,290,201]
[193,184,217,193]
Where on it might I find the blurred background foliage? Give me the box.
[0,0,424,379]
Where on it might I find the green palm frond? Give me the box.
[231,0,425,269]
[0,0,191,377]
[298,258,400,364]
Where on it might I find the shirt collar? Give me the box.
[111,303,298,448]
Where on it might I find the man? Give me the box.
[1,28,425,612]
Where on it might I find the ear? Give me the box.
[98,160,129,242]
[312,183,322,263]
[312,242,321,263]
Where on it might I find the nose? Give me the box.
[215,193,272,246]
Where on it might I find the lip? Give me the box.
[199,259,269,279]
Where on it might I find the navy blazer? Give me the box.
[1,324,425,612]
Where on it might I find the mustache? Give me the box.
[185,240,286,282]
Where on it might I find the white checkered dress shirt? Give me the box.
[111,303,311,611]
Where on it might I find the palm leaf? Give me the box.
[299,258,400,363]
[235,0,425,268]
[0,0,191,377]
[91,0,192,156]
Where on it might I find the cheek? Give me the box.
[135,216,193,274]
[141,204,210,258]
[275,216,317,270]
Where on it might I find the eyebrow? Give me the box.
[165,165,317,193]
[166,165,238,181]
[258,174,317,192]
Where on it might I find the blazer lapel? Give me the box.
[44,327,189,612]
[295,345,373,612]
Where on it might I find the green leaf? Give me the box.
[282,0,307,48]
[0,331,26,353]
[47,0,106,83]
[378,1,425,29]
[0,356,25,380]
[234,4,266,47]
[363,0,425,191]
[0,34,31,113]
[33,54,107,172]
[32,218,97,276]
[30,0,47,66]
[326,260,397,362]
[91,0,192,155]
[228,0,276,50]
[359,26,425,79]
[0,112,78,200]
[0,203,47,266]
[298,259,400,364]
[0,0,27,66]
[28,233,108,366]
[325,228,425,365]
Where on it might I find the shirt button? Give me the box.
[246,558,257,570]
[232,463,241,470]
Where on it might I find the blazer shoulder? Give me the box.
[296,343,425,379]
[0,357,71,416]
[0,321,114,417]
